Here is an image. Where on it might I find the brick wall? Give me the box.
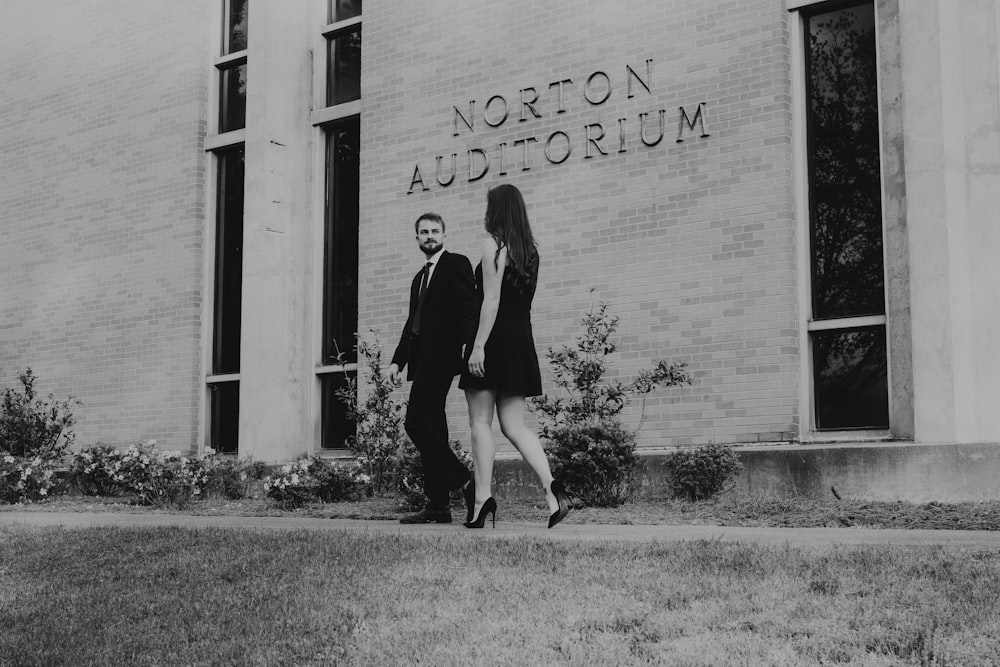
[0,0,211,451]
[360,0,798,448]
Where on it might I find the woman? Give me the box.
[459,183,570,529]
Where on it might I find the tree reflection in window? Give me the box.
[322,119,360,366]
[813,327,888,429]
[806,4,883,320]
[805,2,889,430]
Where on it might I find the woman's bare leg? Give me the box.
[496,393,558,514]
[464,388,497,517]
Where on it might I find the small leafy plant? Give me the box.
[531,296,690,437]
[662,444,744,501]
[335,332,408,495]
[531,292,691,507]
[544,422,637,507]
[0,368,79,458]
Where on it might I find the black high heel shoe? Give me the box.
[462,478,475,524]
[548,479,571,528]
[464,497,497,529]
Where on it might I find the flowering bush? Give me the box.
[200,452,267,500]
[0,453,64,504]
[69,443,266,505]
[263,456,370,510]
[68,445,124,496]
[67,441,207,509]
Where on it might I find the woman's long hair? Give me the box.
[484,184,538,290]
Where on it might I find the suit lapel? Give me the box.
[423,250,448,298]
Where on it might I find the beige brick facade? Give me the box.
[3,0,999,459]
[0,1,211,450]
[362,0,799,448]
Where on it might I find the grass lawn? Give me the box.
[2,526,999,666]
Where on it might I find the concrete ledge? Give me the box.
[493,442,1000,503]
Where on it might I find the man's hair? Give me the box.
[414,212,445,233]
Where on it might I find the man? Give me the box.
[390,212,477,524]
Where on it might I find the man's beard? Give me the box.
[421,241,441,256]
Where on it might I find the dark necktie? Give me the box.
[411,261,432,335]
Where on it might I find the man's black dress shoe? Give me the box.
[399,507,452,524]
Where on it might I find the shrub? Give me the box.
[68,445,124,496]
[200,451,267,500]
[263,456,370,510]
[531,296,690,439]
[0,453,64,504]
[662,444,744,501]
[67,441,209,509]
[70,443,266,506]
[545,422,638,508]
[117,442,210,509]
[394,440,472,510]
[530,293,690,506]
[0,368,79,458]
[335,332,408,495]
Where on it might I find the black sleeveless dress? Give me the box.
[459,259,543,397]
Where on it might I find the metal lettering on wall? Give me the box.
[406,59,710,195]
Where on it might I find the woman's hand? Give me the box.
[467,345,486,378]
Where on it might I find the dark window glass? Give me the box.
[813,326,889,430]
[220,63,247,133]
[322,118,360,365]
[210,381,240,454]
[330,0,361,23]
[213,146,244,375]
[806,3,884,320]
[226,0,249,54]
[321,372,357,449]
[327,29,361,106]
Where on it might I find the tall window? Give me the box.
[802,1,888,430]
[317,1,361,449]
[218,0,248,133]
[207,0,248,453]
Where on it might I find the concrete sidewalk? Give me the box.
[3,510,1000,549]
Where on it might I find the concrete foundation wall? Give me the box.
[494,442,1000,503]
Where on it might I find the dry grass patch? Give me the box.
[7,493,1000,531]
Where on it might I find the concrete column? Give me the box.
[900,0,1000,443]
[239,1,316,461]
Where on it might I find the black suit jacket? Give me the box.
[391,250,477,380]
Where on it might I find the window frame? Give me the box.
[203,0,250,454]
[312,2,362,452]
[790,0,892,439]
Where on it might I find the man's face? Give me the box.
[415,219,445,257]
